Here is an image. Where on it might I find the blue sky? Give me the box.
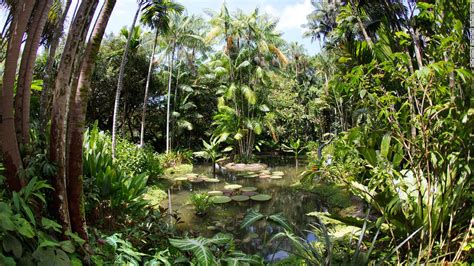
[79,0,322,55]
[0,0,321,54]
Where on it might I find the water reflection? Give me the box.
[164,158,326,261]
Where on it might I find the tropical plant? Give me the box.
[0,177,85,265]
[112,0,145,158]
[281,139,305,166]
[169,233,262,265]
[139,0,184,147]
[193,138,221,177]
[189,193,213,216]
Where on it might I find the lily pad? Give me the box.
[250,194,272,201]
[231,195,250,202]
[272,171,284,176]
[242,191,258,197]
[189,178,204,183]
[224,184,242,190]
[241,187,257,192]
[270,175,283,179]
[259,174,271,179]
[204,178,220,183]
[174,177,188,181]
[211,196,232,204]
[186,173,199,178]
[243,174,258,178]
[207,191,223,196]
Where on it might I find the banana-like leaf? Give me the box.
[169,238,216,266]
[268,213,292,231]
[240,209,265,229]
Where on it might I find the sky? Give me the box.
[70,0,322,55]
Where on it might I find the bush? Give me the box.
[83,125,150,222]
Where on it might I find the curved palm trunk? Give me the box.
[140,29,159,147]
[67,0,116,241]
[166,44,176,153]
[0,0,35,192]
[112,2,142,158]
[50,0,98,233]
[15,0,53,146]
[39,0,73,137]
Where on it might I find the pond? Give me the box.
[164,157,334,262]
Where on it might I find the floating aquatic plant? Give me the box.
[231,195,250,202]
[211,196,232,204]
[224,184,242,190]
[250,194,272,201]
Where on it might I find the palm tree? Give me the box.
[39,0,72,137]
[111,0,145,158]
[66,0,117,241]
[14,0,53,146]
[0,0,36,192]
[162,13,203,152]
[139,0,183,148]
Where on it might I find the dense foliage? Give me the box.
[0,0,471,264]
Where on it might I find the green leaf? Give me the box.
[269,213,292,231]
[0,253,16,266]
[41,218,62,232]
[59,240,75,253]
[15,217,35,238]
[0,203,15,231]
[2,234,23,258]
[237,60,251,70]
[380,133,391,159]
[169,238,216,266]
[240,209,265,229]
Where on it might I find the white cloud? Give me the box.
[263,0,312,33]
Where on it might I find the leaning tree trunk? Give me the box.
[140,29,159,147]
[111,2,142,158]
[67,0,116,241]
[0,0,35,192]
[39,0,73,138]
[14,0,53,147]
[50,0,98,233]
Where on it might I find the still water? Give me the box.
[165,158,328,262]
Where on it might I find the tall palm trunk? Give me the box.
[112,1,142,158]
[0,0,36,192]
[140,29,159,147]
[50,0,98,233]
[39,0,73,137]
[165,43,176,153]
[15,0,53,146]
[67,0,116,241]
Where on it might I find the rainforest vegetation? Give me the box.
[0,0,472,265]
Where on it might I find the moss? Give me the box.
[163,164,193,176]
[143,186,167,208]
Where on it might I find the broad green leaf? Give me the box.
[169,238,215,266]
[41,217,62,232]
[2,234,22,258]
[240,209,265,229]
[380,133,391,159]
[15,217,35,238]
[269,213,292,231]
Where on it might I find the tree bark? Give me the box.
[0,0,35,192]
[67,0,116,241]
[112,2,142,158]
[39,0,73,138]
[50,0,98,233]
[140,29,159,147]
[15,0,53,146]
[166,44,176,153]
